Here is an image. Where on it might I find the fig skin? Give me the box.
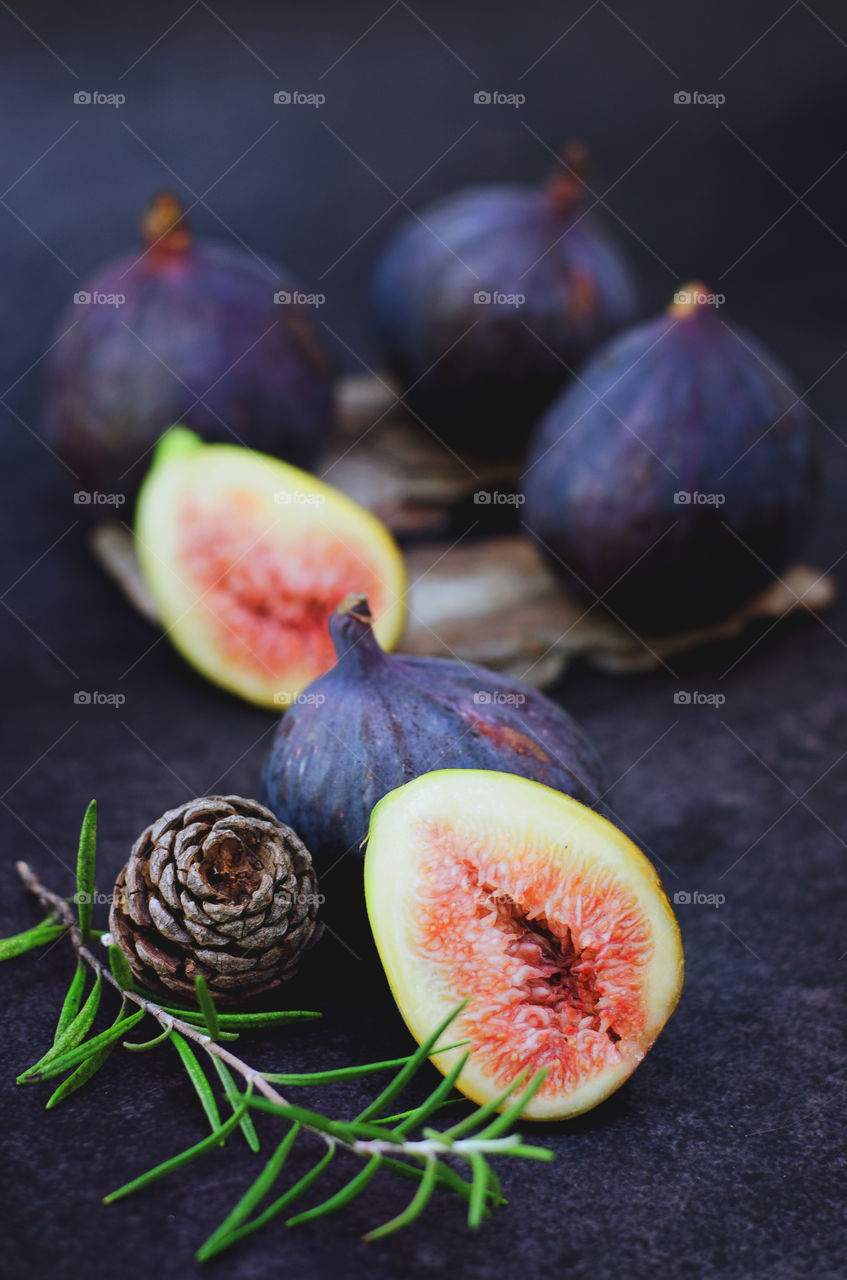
[370,146,638,456]
[523,287,819,634]
[260,594,605,868]
[44,193,335,500]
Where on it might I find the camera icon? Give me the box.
[473,490,491,504]
[273,90,292,104]
[472,691,491,704]
[673,491,691,504]
[274,290,291,304]
[474,91,492,104]
[74,691,92,705]
[673,891,692,905]
[673,290,691,306]
[73,491,92,504]
[673,691,692,705]
[74,90,92,105]
[674,91,692,105]
[273,691,292,706]
[73,291,91,305]
[473,291,491,304]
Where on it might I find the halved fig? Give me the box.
[365,770,683,1120]
[135,428,406,707]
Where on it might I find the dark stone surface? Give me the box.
[1,3,845,1277]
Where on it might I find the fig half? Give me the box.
[135,428,405,706]
[365,770,683,1120]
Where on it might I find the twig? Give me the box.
[15,860,336,1155]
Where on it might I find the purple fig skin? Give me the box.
[260,594,606,868]
[44,197,335,499]
[371,151,638,456]
[523,290,819,634]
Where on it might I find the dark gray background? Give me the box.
[1,3,845,1277]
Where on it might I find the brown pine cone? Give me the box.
[109,796,323,1005]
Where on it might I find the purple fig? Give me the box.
[370,143,638,456]
[523,285,819,634]
[44,192,335,500]
[260,593,605,869]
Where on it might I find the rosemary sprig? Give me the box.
[1,804,554,1259]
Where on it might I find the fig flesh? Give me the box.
[45,192,335,499]
[261,594,605,867]
[365,770,683,1120]
[134,430,405,707]
[371,145,638,455]
[523,285,818,633]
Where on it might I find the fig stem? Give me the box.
[140,191,192,253]
[329,594,388,669]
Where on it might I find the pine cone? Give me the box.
[109,796,323,1005]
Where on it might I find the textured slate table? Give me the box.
[1,3,845,1277]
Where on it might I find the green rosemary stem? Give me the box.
[14,861,337,1155]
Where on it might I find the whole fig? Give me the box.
[523,285,818,634]
[370,144,638,456]
[261,594,605,867]
[44,192,335,500]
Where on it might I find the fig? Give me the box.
[365,770,683,1120]
[134,430,405,707]
[44,192,335,499]
[523,285,818,634]
[261,594,604,867]
[370,144,638,455]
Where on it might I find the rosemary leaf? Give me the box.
[123,1025,174,1052]
[394,1051,472,1136]
[108,944,135,991]
[196,1124,300,1260]
[363,1155,439,1241]
[159,1008,321,1030]
[194,976,220,1041]
[104,1091,252,1204]
[75,800,97,941]
[46,1039,114,1108]
[199,1145,335,1259]
[379,1154,475,1204]
[356,999,469,1123]
[467,1152,489,1228]
[18,973,103,1081]
[476,1069,549,1139]
[505,1143,556,1161]
[440,1067,533,1140]
[264,1038,468,1087]
[286,1154,382,1227]
[20,1008,144,1082]
[0,923,64,960]
[211,1057,259,1152]
[171,1031,221,1133]
[263,1055,412,1086]
[54,959,87,1038]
